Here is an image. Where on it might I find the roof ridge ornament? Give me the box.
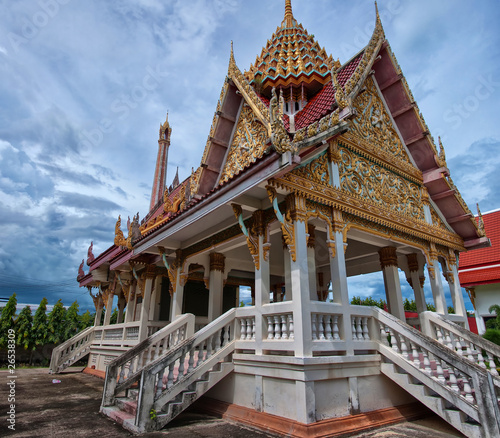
[477,203,486,235]
[284,0,294,28]
[332,67,348,110]
[437,136,447,167]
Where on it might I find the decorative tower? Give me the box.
[150,114,171,210]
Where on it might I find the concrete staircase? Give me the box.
[49,326,95,373]
[102,361,233,433]
[101,309,236,433]
[375,308,500,438]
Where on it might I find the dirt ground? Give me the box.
[0,368,464,438]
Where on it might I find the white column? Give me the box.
[125,283,137,323]
[307,225,317,301]
[428,259,448,315]
[102,292,114,326]
[94,297,104,326]
[295,380,316,424]
[254,232,270,355]
[117,294,126,324]
[406,254,427,315]
[329,231,349,306]
[379,247,406,322]
[170,268,185,321]
[447,263,469,328]
[290,214,312,357]
[208,253,225,321]
[149,276,162,322]
[138,275,155,341]
[283,239,292,301]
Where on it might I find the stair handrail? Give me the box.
[49,325,95,374]
[374,308,500,438]
[134,308,236,433]
[420,311,500,380]
[102,313,195,407]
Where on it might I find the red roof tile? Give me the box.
[459,210,500,268]
[459,266,500,286]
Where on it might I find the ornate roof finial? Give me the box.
[332,67,348,110]
[438,136,447,167]
[285,0,294,28]
[477,203,485,235]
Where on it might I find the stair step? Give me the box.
[115,397,137,416]
[101,406,135,427]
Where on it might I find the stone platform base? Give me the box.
[193,397,431,438]
[83,366,106,379]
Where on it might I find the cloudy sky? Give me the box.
[0,0,499,313]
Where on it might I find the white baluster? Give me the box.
[379,323,388,346]
[267,317,274,339]
[178,351,186,379]
[240,318,247,340]
[454,334,463,355]
[312,314,318,340]
[444,329,453,350]
[422,348,432,375]
[399,336,409,360]
[476,347,486,369]
[281,315,288,340]
[487,352,499,376]
[411,342,420,368]
[332,315,340,340]
[460,373,474,403]
[247,318,253,340]
[156,368,165,397]
[363,317,370,340]
[434,325,444,344]
[318,315,325,340]
[288,314,294,340]
[187,349,195,373]
[252,318,256,340]
[388,329,400,353]
[447,366,459,393]
[433,355,446,384]
[166,363,175,389]
[351,316,358,340]
[325,315,333,341]
[274,316,281,340]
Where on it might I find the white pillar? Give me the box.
[170,268,185,321]
[94,297,104,326]
[329,231,349,306]
[149,276,162,322]
[102,292,114,326]
[289,211,312,357]
[117,294,126,324]
[406,253,427,315]
[208,253,225,321]
[125,283,137,323]
[138,275,155,341]
[254,231,270,355]
[447,262,469,328]
[428,259,448,315]
[307,224,317,301]
[379,247,406,322]
[283,239,292,301]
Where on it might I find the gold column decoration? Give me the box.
[89,288,102,311]
[267,185,298,262]
[406,253,419,273]
[100,285,111,309]
[232,204,260,269]
[427,243,438,280]
[328,139,341,163]
[307,224,316,248]
[465,287,476,310]
[379,247,398,270]
[209,252,225,273]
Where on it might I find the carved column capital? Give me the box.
[327,139,341,163]
[379,246,398,269]
[307,224,316,248]
[406,253,419,273]
[209,252,225,273]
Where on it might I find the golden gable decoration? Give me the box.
[219,104,269,184]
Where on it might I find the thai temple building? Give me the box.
[51,2,500,437]
[459,209,500,335]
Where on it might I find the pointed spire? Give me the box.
[477,203,485,234]
[285,0,294,28]
[438,136,447,166]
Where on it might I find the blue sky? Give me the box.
[0,0,499,312]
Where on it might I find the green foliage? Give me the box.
[33,297,49,347]
[486,304,500,330]
[403,298,417,312]
[47,299,66,345]
[350,296,385,309]
[64,301,80,341]
[16,306,34,350]
[426,302,436,311]
[110,308,119,325]
[0,293,17,348]
[483,328,500,346]
[79,310,94,329]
